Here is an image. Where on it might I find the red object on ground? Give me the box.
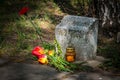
[19,7,29,15]
[32,46,44,58]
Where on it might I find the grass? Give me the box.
[0,0,65,60]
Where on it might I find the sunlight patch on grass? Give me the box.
[54,7,66,16]
[37,20,54,30]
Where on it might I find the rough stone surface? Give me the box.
[85,56,106,68]
[0,62,58,80]
[0,58,9,64]
[55,15,98,61]
[0,59,120,80]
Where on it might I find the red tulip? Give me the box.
[19,7,29,15]
[32,46,44,58]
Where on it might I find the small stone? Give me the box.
[99,77,103,80]
[56,72,70,79]
[86,60,102,68]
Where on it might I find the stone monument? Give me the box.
[55,15,98,61]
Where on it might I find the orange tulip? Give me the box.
[38,54,48,64]
[38,48,44,54]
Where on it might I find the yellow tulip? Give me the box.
[48,50,54,56]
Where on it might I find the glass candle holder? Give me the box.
[65,46,76,62]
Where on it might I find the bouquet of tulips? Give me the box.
[19,6,85,72]
[32,45,55,64]
[31,40,75,72]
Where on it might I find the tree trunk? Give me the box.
[94,0,120,39]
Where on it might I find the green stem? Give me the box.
[29,19,43,43]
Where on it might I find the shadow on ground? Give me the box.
[0,58,120,80]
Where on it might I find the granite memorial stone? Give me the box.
[55,15,98,61]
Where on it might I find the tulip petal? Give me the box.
[38,54,48,64]
[19,7,29,15]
